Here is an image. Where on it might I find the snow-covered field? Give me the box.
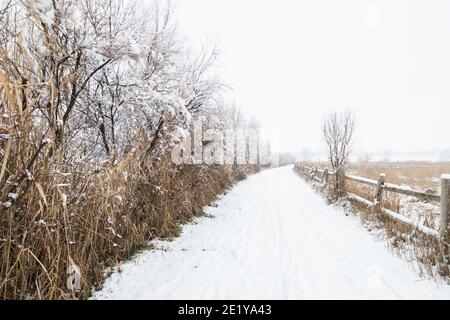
[92,166,450,300]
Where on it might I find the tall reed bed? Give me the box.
[0,85,255,298]
[0,0,263,299]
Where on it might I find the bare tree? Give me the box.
[322,110,356,193]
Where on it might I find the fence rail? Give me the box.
[295,163,450,238]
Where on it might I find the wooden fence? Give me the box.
[294,163,450,238]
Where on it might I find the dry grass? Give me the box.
[0,132,257,299]
[0,132,256,300]
[302,162,449,229]
[0,55,258,300]
[0,1,262,299]
[295,163,450,280]
[302,161,450,191]
[352,199,450,279]
[347,162,450,192]
[346,162,449,229]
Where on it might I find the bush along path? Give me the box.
[93,166,450,299]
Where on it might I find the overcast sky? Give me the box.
[174,0,450,156]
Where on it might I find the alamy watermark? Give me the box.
[171,119,279,167]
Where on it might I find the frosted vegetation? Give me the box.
[0,0,261,299]
[1,0,229,163]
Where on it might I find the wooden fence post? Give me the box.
[374,173,385,210]
[324,168,329,185]
[336,169,346,194]
[341,169,346,192]
[439,175,450,237]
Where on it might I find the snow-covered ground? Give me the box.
[92,166,450,300]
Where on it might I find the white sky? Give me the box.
[175,0,450,156]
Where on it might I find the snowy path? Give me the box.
[93,166,450,300]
